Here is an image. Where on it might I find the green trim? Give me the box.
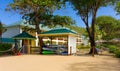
[12,31,36,39]
[41,28,77,34]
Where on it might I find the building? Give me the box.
[2,20,82,54]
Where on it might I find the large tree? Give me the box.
[7,0,74,54]
[115,1,120,38]
[66,0,116,56]
[115,1,120,15]
[96,16,118,41]
[115,21,120,38]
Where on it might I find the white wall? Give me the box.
[2,26,20,38]
[68,36,76,54]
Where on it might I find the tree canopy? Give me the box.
[96,16,119,40]
[7,0,75,54]
[65,25,86,35]
[66,0,117,56]
[7,0,74,28]
[115,1,120,15]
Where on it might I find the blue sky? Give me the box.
[0,0,119,27]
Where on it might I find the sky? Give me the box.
[0,0,120,27]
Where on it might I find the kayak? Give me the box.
[42,50,55,54]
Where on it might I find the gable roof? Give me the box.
[39,28,77,37]
[12,31,36,39]
[41,28,76,34]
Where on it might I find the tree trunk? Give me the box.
[89,47,98,54]
[38,36,44,54]
[34,20,44,54]
[88,35,98,56]
[88,41,98,56]
[88,7,98,56]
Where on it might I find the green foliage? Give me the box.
[100,43,109,48]
[65,25,87,35]
[7,0,75,53]
[0,43,12,55]
[68,0,116,21]
[97,42,120,58]
[45,40,50,44]
[66,0,117,54]
[114,49,120,58]
[96,16,119,40]
[0,43,12,51]
[115,1,120,15]
[96,45,102,49]
[114,21,120,38]
[22,26,36,33]
[42,15,75,28]
[77,44,90,49]
[108,45,117,53]
[7,0,74,28]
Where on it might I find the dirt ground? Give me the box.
[0,54,120,71]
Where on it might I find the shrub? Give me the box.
[108,45,117,53]
[100,43,109,48]
[76,45,81,49]
[0,43,12,55]
[114,49,120,58]
[77,45,90,49]
[96,45,102,49]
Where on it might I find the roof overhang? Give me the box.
[38,28,78,37]
[39,33,78,37]
[12,38,36,40]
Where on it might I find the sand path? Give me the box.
[0,55,120,71]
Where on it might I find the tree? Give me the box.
[96,16,118,40]
[115,1,120,15]
[115,1,120,38]
[114,20,120,38]
[65,25,86,35]
[66,0,116,56]
[7,0,74,54]
[0,21,6,43]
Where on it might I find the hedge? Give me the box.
[0,43,12,55]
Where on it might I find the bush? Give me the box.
[76,45,81,49]
[77,45,90,49]
[114,49,120,58]
[108,45,117,53]
[96,45,102,49]
[100,43,109,48]
[0,43,12,55]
